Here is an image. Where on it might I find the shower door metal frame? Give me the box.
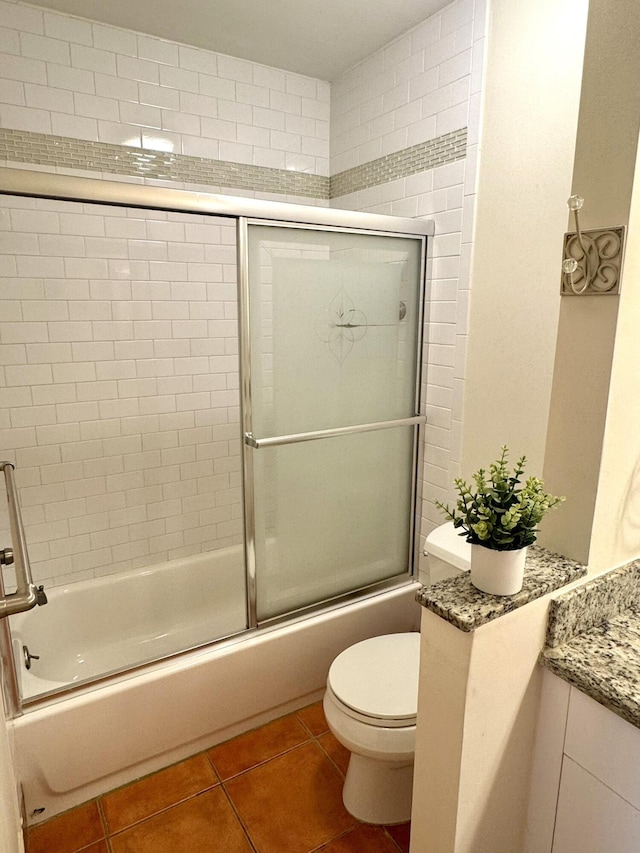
[0,167,432,710]
[238,217,428,628]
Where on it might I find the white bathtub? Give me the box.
[11,547,248,700]
[9,550,421,824]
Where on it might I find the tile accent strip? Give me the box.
[0,126,467,200]
[330,127,468,199]
[0,127,329,199]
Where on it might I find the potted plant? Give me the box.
[435,446,564,595]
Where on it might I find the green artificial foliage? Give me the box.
[435,446,565,551]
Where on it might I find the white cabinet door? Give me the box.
[565,687,640,810]
[553,756,640,853]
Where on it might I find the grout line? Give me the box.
[218,781,260,853]
[383,826,409,852]
[217,736,313,783]
[314,734,346,779]
[102,780,221,839]
[203,746,222,783]
[308,825,356,851]
[95,797,110,848]
[294,713,330,740]
[96,797,108,830]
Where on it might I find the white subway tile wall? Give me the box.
[0,0,330,176]
[0,194,242,589]
[330,0,474,176]
[0,0,487,584]
[330,0,486,549]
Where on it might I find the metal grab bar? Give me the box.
[0,462,47,619]
[244,414,427,449]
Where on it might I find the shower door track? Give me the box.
[0,168,434,235]
[0,167,432,710]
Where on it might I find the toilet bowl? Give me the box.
[323,632,420,825]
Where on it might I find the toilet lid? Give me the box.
[327,633,420,722]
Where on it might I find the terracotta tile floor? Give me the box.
[28,702,411,853]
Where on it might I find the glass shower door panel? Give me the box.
[0,194,247,698]
[253,427,415,621]
[245,223,424,622]
[247,226,422,439]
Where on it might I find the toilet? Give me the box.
[423,520,471,583]
[323,632,420,825]
[323,523,469,824]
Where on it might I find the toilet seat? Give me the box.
[327,633,420,728]
[325,685,416,729]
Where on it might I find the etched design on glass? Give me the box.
[315,286,368,364]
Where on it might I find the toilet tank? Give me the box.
[424,522,471,583]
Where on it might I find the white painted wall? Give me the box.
[412,596,552,853]
[592,135,640,570]
[461,0,588,479]
[542,0,640,570]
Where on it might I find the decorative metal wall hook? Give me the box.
[561,226,625,295]
[560,194,625,295]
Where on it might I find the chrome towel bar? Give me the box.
[244,414,427,449]
[0,462,47,619]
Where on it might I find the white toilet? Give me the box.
[323,524,469,825]
[423,521,471,583]
[323,632,420,825]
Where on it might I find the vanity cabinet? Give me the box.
[552,756,640,852]
[527,670,640,853]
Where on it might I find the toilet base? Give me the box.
[342,752,414,825]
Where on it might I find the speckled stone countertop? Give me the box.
[416,546,586,632]
[540,560,640,729]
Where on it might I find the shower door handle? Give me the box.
[244,414,427,449]
[0,462,46,619]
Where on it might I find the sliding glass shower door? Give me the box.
[0,168,431,705]
[240,222,425,623]
[0,192,249,699]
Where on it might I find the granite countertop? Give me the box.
[540,560,640,729]
[417,546,586,632]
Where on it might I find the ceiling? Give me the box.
[27,0,449,81]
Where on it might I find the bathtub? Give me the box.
[10,547,248,700]
[9,550,421,824]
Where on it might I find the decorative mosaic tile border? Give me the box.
[0,127,329,199]
[331,128,467,199]
[0,126,467,200]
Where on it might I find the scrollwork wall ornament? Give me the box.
[561,226,625,295]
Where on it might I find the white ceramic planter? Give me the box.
[470,544,528,596]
